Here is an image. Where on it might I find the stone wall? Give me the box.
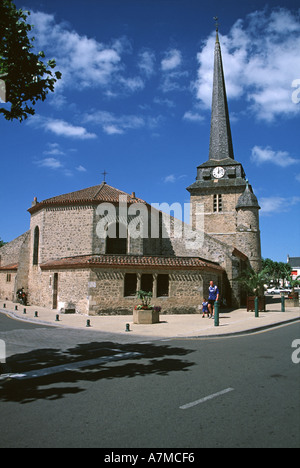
[0,231,31,301]
[30,206,94,264]
[0,232,30,267]
[0,269,17,301]
[86,268,221,316]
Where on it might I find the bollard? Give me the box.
[281,295,285,312]
[55,314,60,322]
[214,301,219,327]
[15,305,18,311]
[34,311,38,318]
[23,308,27,315]
[3,303,6,309]
[255,297,259,318]
[125,323,130,332]
[86,319,91,328]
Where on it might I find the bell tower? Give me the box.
[187,25,261,271]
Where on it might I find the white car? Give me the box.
[266,287,291,295]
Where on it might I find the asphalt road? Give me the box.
[0,312,299,449]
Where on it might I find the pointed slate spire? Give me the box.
[209,27,235,161]
[236,180,261,210]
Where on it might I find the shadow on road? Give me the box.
[0,341,195,404]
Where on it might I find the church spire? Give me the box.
[208,24,235,161]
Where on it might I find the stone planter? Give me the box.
[286,298,299,308]
[286,292,299,308]
[133,308,160,324]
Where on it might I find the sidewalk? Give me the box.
[0,298,299,340]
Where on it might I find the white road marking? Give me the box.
[180,387,234,410]
[0,352,142,381]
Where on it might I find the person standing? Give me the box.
[202,298,209,318]
[208,281,219,318]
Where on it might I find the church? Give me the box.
[0,30,261,315]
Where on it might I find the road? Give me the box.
[0,312,299,449]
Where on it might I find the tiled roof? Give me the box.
[0,263,18,271]
[28,183,147,214]
[288,257,300,268]
[40,254,223,272]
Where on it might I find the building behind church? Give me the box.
[0,30,261,315]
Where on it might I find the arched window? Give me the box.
[33,226,40,265]
[106,222,127,255]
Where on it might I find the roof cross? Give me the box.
[101,170,108,183]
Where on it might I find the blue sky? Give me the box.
[0,0,299,262]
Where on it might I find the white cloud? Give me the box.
[76,165,87,173]
[36,158,63,170]
[83,110,162,135]
[161,49,182,71]
[251,146,299,168]
[138,50,156,77]
[29,115,97,140]
[163,174,187,184]
[260,196,300,215]
[164,174,176,183]
[46,119,97,139]
[159,49,188,93]
[118,76,145,93]
[43,143,65,156]
[195,8,300,121]
[183,111,204,123]
[29,11,127,93]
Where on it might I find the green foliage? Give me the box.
[136,290,153,308]
[237,267,268,297]
[0,0,61,121]
[0,238,7,247]
[262,258,292,286]
[289,275,300,292]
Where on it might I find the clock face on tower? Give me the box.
[213,167,226,179]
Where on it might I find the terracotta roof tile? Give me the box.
[0,263,18,271]
[28,183,147,214]
[40,254,223,272]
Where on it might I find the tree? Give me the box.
[0,238,7,248]
[237,267,268,297]
[262,258,292,286]
[0,0,61,122]
[288,276,300,294]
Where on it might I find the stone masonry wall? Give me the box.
[30,206,94,264]
[0,270,17,301]
[87,268,221,316]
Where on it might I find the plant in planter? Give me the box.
[237,267,268,311]
[286,275,300,307]
[133,291,161,324]
[135,290,153,309]
[288,276,300,298]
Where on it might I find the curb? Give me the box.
[1,308,299,340]
[183,317,300,339]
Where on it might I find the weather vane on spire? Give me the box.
[213,16,219,32]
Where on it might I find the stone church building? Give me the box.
[0,31,261,315]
